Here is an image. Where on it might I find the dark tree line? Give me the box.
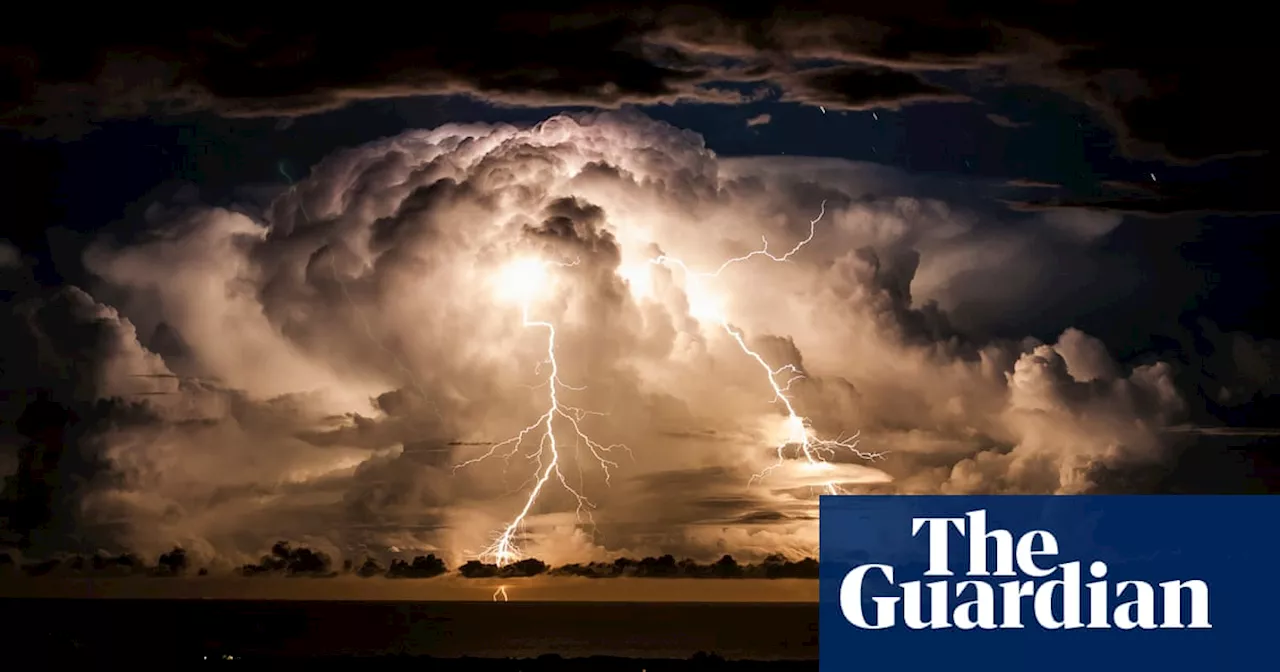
[348,553,449,578]
[240,542,337,577]
[551,554,818,579]
[1,549,194,577]
[1,544,818,579]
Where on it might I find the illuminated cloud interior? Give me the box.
[2,112,1185,567]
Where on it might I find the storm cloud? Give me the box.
[3,112,1187,567]
[4,3,1270,164]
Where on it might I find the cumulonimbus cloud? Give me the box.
[3,111,1186,567]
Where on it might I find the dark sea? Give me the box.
[0,599,819,661]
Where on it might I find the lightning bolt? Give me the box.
[650,201,887,494]
[454,258,630,566]
[493,585,510,601]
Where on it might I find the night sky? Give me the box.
[1,2,1277,589]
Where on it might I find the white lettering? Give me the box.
[1032,560,1082,629]
[953,581,997,629]
[1158,580,1211,628]
[1114,581,1157,629]
[966,510,1016,577]
[840,564,897,629]
[1086,561,1110,628]
[912,517,966,576]
[1015,530,1058,577]
[902,580,951,629]
[836,510,1213,632]
[998,580,1035,628]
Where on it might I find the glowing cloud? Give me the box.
[493,257,555,305]
[646,201,887,494]
[458,257,628,565]
[55,111,1186,566]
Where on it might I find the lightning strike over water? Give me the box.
[493,585,510,602]
[454,258,630,566]
[650,201,887,494]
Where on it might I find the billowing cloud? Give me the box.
[3,112,1186,566]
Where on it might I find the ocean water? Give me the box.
[0,599,819,660]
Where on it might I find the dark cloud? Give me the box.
[1002,179,1059,189]
[777,65,968,111]
[0,8,737,137]
[0,287,167,552]
[986,113,1030,129]
[6,2,1272,169]
[1003,156,1280,216]
[1005,199,1280,218]
[6,4,1259,220]
[1099,180,1157,193]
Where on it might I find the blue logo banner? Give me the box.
[819,495,1280,670]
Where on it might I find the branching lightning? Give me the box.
[276,158,880,569]
[493,585,510,601]
[650,201,887,494]
[453,257,630,566]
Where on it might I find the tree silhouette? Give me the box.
[3,547,823,580]
[386,554,448,578]
[155,547,188,576]
[546,553,819,579]
[502,558,547,577]
[458,560,499,578]
[712,555,743,578]
[356,557,385,578]
[240,541,334,577]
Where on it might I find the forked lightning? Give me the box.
[650,201,887,494]
[454,258,629,566]
[457,202,883,567]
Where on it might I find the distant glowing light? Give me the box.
[649,201,888,494]
[494,257,553,304]
[684,278,727,322]
[617,263,654,300]
[798,460,834,474]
